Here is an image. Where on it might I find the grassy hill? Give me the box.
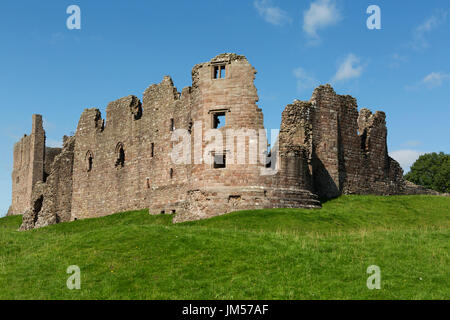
[0,195,449,300]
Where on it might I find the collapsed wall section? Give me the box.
[355,108,403,194]
[292,84,410,198]
[268,101,320,207]
[20,136,75,230]
[45,147,62,180]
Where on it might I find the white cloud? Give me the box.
[293,67,320,93]
[390,150,426,173]
[332,54,364,83]
[254,0,292,26]
[303,0,341,42]
[412,10,448,49]
[406,72,450,90]
[422,72,450,87]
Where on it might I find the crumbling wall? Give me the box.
[10,115,46,216]
[71,76,193,220]
[68,54,320,224]
[11,53,441,229]
[308,85,342,198]
[291,84,413,198]
[277,101,313,191]
[44,147,62,180]
[20,136,75,230]
[140,75,192,213]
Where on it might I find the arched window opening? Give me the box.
[115,143,125,168]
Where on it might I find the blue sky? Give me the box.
[1,0,449,216]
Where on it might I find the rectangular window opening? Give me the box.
[170,118,174,131]
[213,65,226,79]
[213,154,226,169]
[213,66,219,79]
[212,112,226,129]
[265,151,272,168]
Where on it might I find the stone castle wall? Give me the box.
[20,136,75,230]
[10,53,437,229]
[8,115,47,216]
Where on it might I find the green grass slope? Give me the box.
[0,195,449,300]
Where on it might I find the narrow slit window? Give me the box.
[170,118,174,131]
[169,168,174,179]
[212,112,226,129]
[86,151,94,172]
[88,155,93,172]
[151,143,154,157]
[213,153,226,169]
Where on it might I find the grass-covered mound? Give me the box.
[0,195,448,300]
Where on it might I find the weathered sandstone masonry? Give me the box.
[9,54,437,230]
[8,115,62,218]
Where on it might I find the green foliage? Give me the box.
[0,195,449,300]
[405,152,450,193]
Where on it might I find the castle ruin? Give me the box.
[8,54,434,230]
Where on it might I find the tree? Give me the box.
[404,152,450,193]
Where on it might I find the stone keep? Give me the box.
[8,54,436,230]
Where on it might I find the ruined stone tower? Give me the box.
[8,115,62,217]
[10,54,435,230]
